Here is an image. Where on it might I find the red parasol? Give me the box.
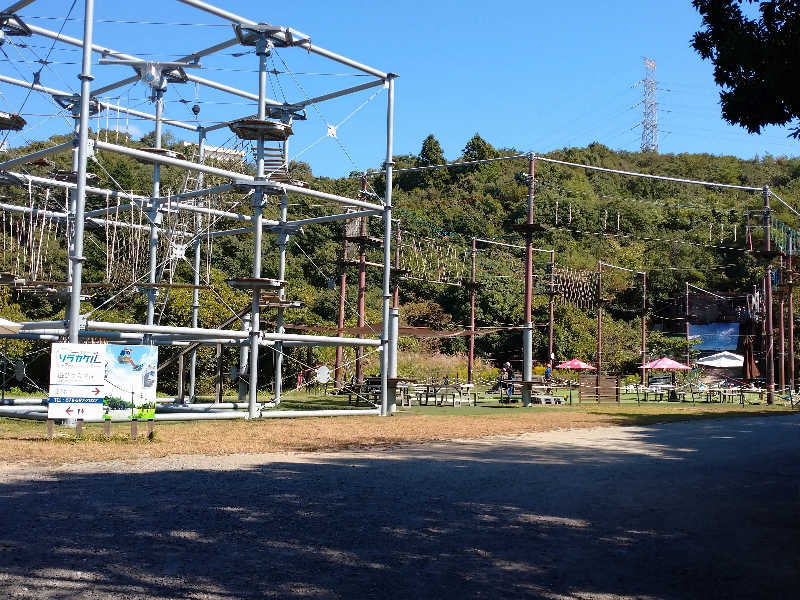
[555,359,596,370]
[642,357,691,370]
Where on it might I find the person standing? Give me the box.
[504,361,515,402]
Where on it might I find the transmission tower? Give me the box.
[641,57,658,153]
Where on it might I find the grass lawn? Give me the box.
[0,384,795,467]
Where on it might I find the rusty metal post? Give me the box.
[763,185,775,404]
[685,281,690,366]
[355,175,367,385]
[548,249,555,361]
[393,220,401,308]
[764,186,775,404]
[596,261,602,402]
[468,237,476,384]
[779,256,786,393]
[789,235,795,392]
[333,226,348,388]
[641,271,647,384]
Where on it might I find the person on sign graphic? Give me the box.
[118,347,141,371]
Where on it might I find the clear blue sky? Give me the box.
[1,0,796,178]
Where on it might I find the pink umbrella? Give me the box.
[642,357,691,370]
[555,359,596,370]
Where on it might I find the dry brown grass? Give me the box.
[1,403,794,468]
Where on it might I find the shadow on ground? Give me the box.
[1,416,799,599]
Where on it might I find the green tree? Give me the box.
[692,0,800,136]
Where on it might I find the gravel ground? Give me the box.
[1,414,799,599]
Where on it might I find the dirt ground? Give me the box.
[0,404,791,467]
[0,413,799,599]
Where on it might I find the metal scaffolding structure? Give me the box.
[0,0,398,418]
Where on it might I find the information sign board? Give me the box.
[48,343,158,421]
[47,344,105,420]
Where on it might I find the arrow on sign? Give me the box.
[92,387,101,395]
[65,406,73,415]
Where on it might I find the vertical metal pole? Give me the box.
[188,127,206,402]
[67,114,79,289]
[214,342,222,403]
[641,272,647,384]
[67,0,95,343]
[333,230,348,388]
[145,87,163,329]
[685,281,690,366]
[764,185,775,404]
[273,193,288,405]
[596,261,602,402]
[355,176,368,385]
[522,154,535,407]
[379,75,395,417]
[177,353,185,403]
[248,35,270,418]
[789,235,795,392]
[779,255,786,393]
[548,249,555,361]
[468,237,476,384]
[238,314,250,403]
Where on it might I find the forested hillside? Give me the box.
[1,130,798,392]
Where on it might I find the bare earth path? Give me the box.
[1,415,799,599]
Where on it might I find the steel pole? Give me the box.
[764,186,775,404]
[355,176,368,385]
[522,154,535,407]
[188,128,206,402]
[247,36,269,418]
[379,76,395,417]
[468,237,476,385]
[641,272,647,385]
[145,87,163,330]
[67,0,95,343]
[273,193,288,405]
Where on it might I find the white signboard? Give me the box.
[48,343,105,420]
[48,343,159,421]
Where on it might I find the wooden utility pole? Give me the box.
[468,237,476,384]
[641,271,647,384]
[596,261,602,402]
[789,235,795,392]
[764,186,775,404]
[333,224,349,388]
[685,281,690,366]
[548,250,555,361]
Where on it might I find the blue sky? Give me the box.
[1,0,796,178]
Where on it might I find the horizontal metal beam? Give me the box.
[27,23,140,62]
[292,79,385,108]
[286,209,381,228]
[0,141,73,170]
[207,226,254,238]
[0,201,65,220]
[0,74,198,132]
[94,139,254,181]
[177,0,389,79]
[3,1,38,13]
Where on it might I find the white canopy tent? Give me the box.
[696,351,744,368]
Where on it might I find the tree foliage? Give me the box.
[692,0,800,136]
